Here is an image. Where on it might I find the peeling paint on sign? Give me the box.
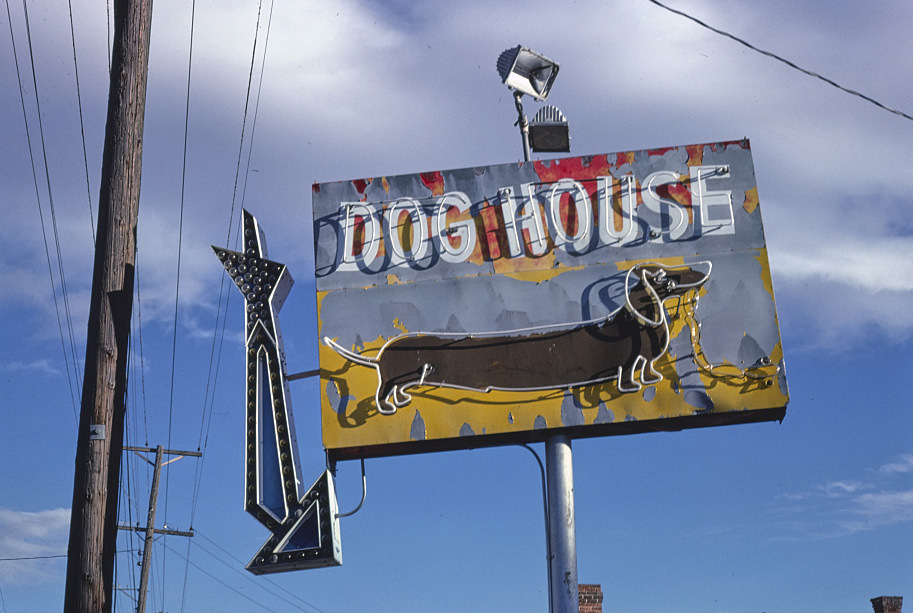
[313,140,788,460]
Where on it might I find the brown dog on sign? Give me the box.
[324,262,711,414]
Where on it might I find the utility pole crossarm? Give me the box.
[117,525,195,538]
[125,445,203,457]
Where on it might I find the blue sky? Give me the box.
[1,0,911,611]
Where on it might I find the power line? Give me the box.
[4,0,80,424]
[66,0,97,244]
[163,542,281,613]
[183,3,277,607]
[167,2,203,610]
[134,263,150,446]
[645,0,913,123]
[195,5,274,491]
[235,0,274,217]
[105,0,112,72]
[19,0,86,399]
[160,0,198,601]
[120,340,143,609]
[189,532,329,613]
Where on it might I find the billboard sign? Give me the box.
[313,140,788,460]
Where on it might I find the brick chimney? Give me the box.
[579,584,603,613]
[871,596,903,613]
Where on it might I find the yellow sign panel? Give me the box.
[313,141,787,459]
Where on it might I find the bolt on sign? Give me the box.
[313,139,788,461]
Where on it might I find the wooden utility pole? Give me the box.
[65,1,153,611]
[135,446,165,613]
[117,446,200,613]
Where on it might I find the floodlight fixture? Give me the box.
[497,45,568,161]
[497,45,560,101]
[529,105,570,153]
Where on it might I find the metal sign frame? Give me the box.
[313,140,787,461]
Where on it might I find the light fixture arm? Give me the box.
[513,91,531,162]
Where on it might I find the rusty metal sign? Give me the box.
[313,140,788,460]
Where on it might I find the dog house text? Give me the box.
[333,166,735,273]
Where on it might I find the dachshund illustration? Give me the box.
[323,262,711,414]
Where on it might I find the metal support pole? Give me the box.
[546,433,578,612]
[514,91,531,162]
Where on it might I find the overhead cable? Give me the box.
[5,0,80,423]
[193,532,329,613]
[20,0,85,391]
[191,0,275,534]
[162,0,200,606]
[163,542,281,613]
[66,0,97,243]
[646,0,913,123]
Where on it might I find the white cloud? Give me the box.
[0,359,62,375]
[774,455,913,539]
[879,454,913,476]
[772,239,913,294]
[0,507,69,584]
[820,481,866,498]
[4,0,913,353]
[766,186,913,347]
[849,490,913,527]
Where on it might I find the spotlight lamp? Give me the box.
[529,105,570,153]
[496,45,569,161]
[496,45,560,101]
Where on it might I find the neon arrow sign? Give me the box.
[213,210,342,573]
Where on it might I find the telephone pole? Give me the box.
[64,1,153,611]
[117,446,200,613]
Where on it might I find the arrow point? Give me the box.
[246,470,343,574]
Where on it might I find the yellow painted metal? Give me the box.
[318,250,787,455]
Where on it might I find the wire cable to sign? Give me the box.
[336,458,367,518]
[520,444,552,609]
[5,0,79,424]
[645,0,913,123]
